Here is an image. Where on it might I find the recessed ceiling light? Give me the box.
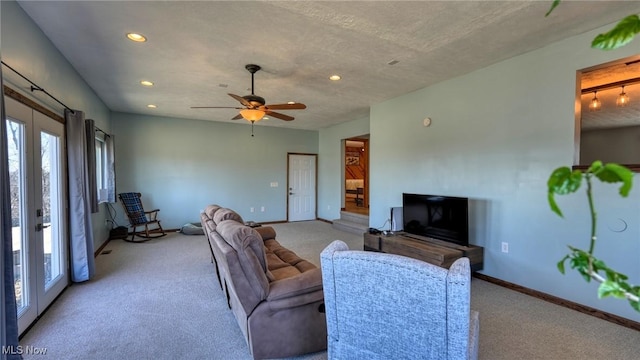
[287,101,296,104]
[140,80,154,87]
[126,33,147,42]
[147,104,157,108]
[329,75,341,81]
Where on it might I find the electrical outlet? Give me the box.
[261,206,265,212]
[250,207,255,213]
[501,242,509,253]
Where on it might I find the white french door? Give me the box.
[5,96,68,334]
[288,154,317,221]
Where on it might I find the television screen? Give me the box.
[402,193,469,246]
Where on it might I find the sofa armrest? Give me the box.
[266,268,324,309]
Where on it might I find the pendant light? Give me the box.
[588,91,602,111]
[616,86,630,107]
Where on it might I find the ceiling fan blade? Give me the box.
[191,106,243,109]
[231,113,244,120]
[264,103,307,110]
[228,93,252,108]
[266,111,295,121]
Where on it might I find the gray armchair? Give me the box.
[320,240,479,360]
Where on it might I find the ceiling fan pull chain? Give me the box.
[251,120,255,137]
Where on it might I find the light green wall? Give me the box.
[1,0,112,249]
[318,115,369,220]
[111,112,318,227]
[368,23,640,320]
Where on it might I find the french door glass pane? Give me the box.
[7,119,28,313]
[41,131,62,289]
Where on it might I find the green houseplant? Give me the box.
[546,2,640,312]
[548,162,639,311]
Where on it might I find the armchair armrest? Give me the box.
[144,209,160,221]
[267,268,324,310]
[468,309,480,360]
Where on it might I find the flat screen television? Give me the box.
[402,193,469,246]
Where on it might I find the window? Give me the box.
[95,136,109,203]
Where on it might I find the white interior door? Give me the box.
[288,154,316,221]
[5,97,68,334]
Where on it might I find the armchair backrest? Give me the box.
[320,240,474,360]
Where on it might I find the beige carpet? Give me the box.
[19,221,640,359]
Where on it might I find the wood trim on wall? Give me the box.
[3,85,65,124]
[474,273,640,332]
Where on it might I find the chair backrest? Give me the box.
[320,240,472,360]
[215,220,269,311]
[118,192,148,225]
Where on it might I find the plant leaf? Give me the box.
[557,256,569,274]
[594,163,633,197]
[548,192,563,217]
[592,15,640,50]
[587,160,604,174]
[545,0,561,17]
[598,280,625,299]
[547,167,583,217]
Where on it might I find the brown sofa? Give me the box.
[200,205,327,359]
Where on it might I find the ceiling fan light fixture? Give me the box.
[588,91,601,111]
[240,109,265,121]
[616,86,630,107]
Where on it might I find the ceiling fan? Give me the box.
[191,64,306,123]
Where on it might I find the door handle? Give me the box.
[35,223,51,232]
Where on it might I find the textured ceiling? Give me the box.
[15,1,640,131]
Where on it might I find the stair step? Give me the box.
[339,211,369,226]
[332,218,369,235]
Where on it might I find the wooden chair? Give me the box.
[118,192,166,242]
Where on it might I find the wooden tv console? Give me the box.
[363,232,484,272]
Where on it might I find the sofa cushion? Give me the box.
[263,238,317,281]
[204,204,222,220]
[214,208,244,225]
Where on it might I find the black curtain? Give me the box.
[1,56,22,358]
